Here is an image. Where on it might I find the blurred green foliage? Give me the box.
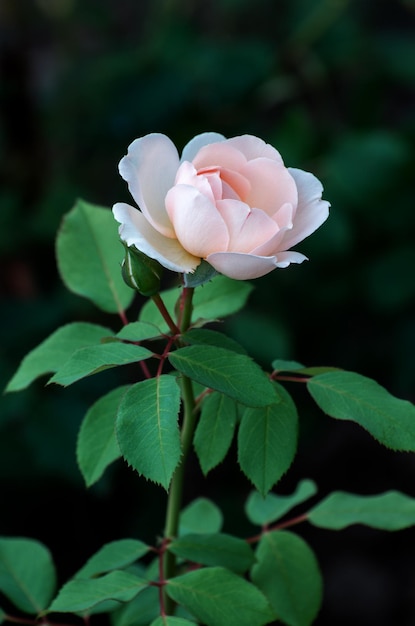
[1,1,414,623]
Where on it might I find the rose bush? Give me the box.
[113,132,330,280]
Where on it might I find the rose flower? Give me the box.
[113,133,330,281]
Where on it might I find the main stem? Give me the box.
[162,287,195,612]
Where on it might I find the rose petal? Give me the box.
[251,203,295,256]
[181,132,226,163]
[119,133,178,238]
[216,200,279,253]
[273,251,308,268]
[207,251,280,280]
[226,135,284,163]
[166,185,229,257]
[112,202,200,273]
[192,142,247,171]
[241,158,298,216]
[279,168,330,249]
[175,161,217,204]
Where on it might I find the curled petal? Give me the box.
[272,250,308,268]
[113,203,200,273]
[251,204,295,256]
[181,132,226,163]
[242,158,298,216]
[280,168,330,249]
[192,142,248,172]
[216,200,279,253]
[207,251,281,280]
[226,135,284,163]
[119,133,178,237]
[166,185,229,258]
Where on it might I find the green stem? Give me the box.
[162,287,195,613]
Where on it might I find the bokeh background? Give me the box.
[1,1,415,624]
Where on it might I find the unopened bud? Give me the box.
[121,245,162,296]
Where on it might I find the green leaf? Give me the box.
[271,359,305,372]
[169,346,277,408]
[194,393,238,475]
[169,533,254,574]
[112,587,159,626]
[245,480,318,526]
[49,343,153,386]
[251,531,322,626]
[5,322,112,392]
[56,200,134,313]
[77,386,129,486]
[48,570,147,614]
[139,276,253,333]
[183,259,218,287]
[150,618,196,626]
[307,371,415,451]
[0,538,57,614]
[179,498,223,536]
[182,328,247,354]
[309,490,415,530]
[191,275,253,322]
[238,384,298,495]
[167,567,275,626]
[75,540,150,579]
[115,321,161,342]
[116,376,182,489]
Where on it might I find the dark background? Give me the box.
[1,1,415,624]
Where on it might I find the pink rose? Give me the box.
[113,132,330,280]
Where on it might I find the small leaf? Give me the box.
[251,531,322,626]
[169,533,254,574]
[191,275,253,322]
[49,343,153,386]
[56,200,134,313]
[0,538,57,614]
[75,540,150,579]
[77,386,129,486]
[116,376,182,489]
[112,586,159,626]
[150,618,196,626]
[238,384,298,495]
[183,259,218,287]
[183,328,247,354]
[271,359,305,372]
[167,567,275,626]
[309,490,415,530]
[245,480,318,526]
[169,346,277,408]
[179,498,223,536]
[48,570,147,614]
[139,276,253,332]
[307,371,415,451]
[115,322,161,342]
[5,322,112,392]
[194,393,238,475]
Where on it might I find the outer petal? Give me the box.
[192,142,248,171]
[272,251,308,268]
[181,132,226,163]
[119,133,178,238]
[166,185,229,258]
[112,202,200,273]
[207,251,280,280]
[226,135,284,163]
[251,203,295,256]
[242,158,298,216]
[279,168,330,249]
